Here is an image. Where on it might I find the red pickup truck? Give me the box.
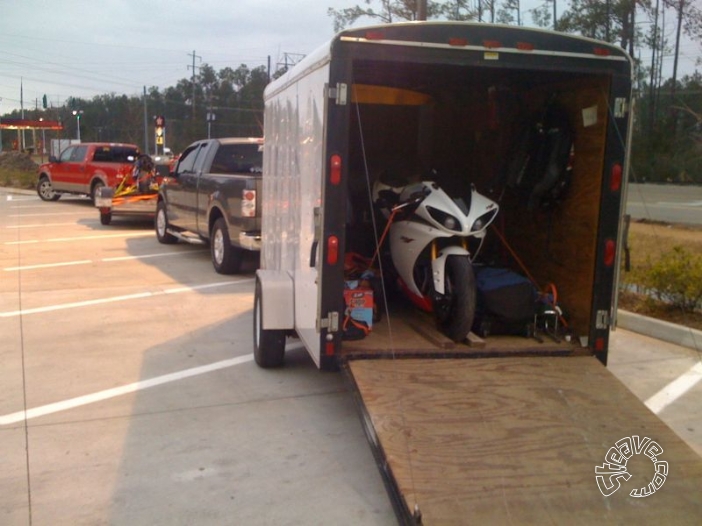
[37,142,140,202]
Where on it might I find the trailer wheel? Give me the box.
[91,180,105,205]
[37,176,60,201]
[100,211,112,225]
[155,201,178,244]
[253,277,286,368]
[433,255,476,342]
[211,218,242,274]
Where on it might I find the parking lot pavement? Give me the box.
[2,189,700,525]
[608,328,702,457]
[0,193,395,526]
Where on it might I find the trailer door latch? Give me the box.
[319,312,340,332]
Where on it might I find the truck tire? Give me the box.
[433,255,476,342]
[155,201,178,244]
[211,217,242,274]
[37,176,60,201]
[253,277,286,368]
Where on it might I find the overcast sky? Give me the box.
[1,0,699,115]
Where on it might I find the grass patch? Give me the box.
[620,220,702,331]
[0,167,36,190]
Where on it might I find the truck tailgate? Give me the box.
[346,356,702,524]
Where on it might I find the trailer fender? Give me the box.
[432,246,471,295]
[256,269,294,329]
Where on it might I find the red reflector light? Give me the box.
[595,337,605,352]
[325,342,335,356]
[610,163,622,192]
[593,47,611,56]
[448,37,468,47]
[330,154,341,185]
[327,235,339,265]
[516,42,534,51]
[483,40,501,49]
[604,239,616,267]
[365,31,384,40]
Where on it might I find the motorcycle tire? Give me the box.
[433,255,476,342]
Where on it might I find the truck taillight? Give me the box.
[242,190,256,218]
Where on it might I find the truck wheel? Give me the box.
[433,256,476,342]
[155,201,178,244]
[211,218,242,274]
[91,180,105,204]
[37,176,60,201]
[100,211,112,225]
[253,277,286,368]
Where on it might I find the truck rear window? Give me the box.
[93,146,139,163]
[211,144,263,174]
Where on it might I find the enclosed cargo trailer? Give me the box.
[254,22,702,524]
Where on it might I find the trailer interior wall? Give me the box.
[345,59,613,350]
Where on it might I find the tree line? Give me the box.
[2,1,701,182]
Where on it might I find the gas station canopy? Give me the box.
[0,119,63,130]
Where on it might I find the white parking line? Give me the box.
[5,232,152,245]
[645,361,702,414]
[9,212,91,217]
[0,355,255,425]
[4,251,189,271]
[0,278,253,317]
[6,222,89,229]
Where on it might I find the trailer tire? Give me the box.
[155,201,178,244]
[91,180,105,205]
[433,255,476,342]
[253,277,286,368]
[211,218,242,274]
[37,176,60,201]
[100,211,112,225]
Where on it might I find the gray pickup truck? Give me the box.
[155,137,263,274]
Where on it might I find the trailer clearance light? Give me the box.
[365,31,384,41]
[603,239,616,267]
[448,37,468,47]
[593,47,611,56]
[610,163,623,192]
[483,40,502,49]
[330,154,342,185]
[327,235,339,265]
[242,190,256,217]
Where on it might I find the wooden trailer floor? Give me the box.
[346,356,702,525]
[341,306,582,360]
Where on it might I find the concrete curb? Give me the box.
[1,186,36,196]
[617,309,702,350]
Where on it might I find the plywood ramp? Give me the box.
[347,356,702,525]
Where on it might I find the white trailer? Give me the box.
[254,22,702,524]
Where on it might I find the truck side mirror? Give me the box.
[49,155,58,163]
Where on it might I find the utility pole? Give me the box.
[187,50,202,120]
[143,86,149,154]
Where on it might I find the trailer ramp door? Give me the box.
[346,356,702,525]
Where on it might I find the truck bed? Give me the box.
[346,356,702,524]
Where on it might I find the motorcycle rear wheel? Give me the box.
[433,255,476,342]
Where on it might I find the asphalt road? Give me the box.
[1,188,700,525]
[626,183,702,225]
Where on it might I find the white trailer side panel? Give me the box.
[263,57,331,364]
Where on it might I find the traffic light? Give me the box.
[42,94,47,109]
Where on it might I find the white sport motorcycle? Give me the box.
[373,179,499,342]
